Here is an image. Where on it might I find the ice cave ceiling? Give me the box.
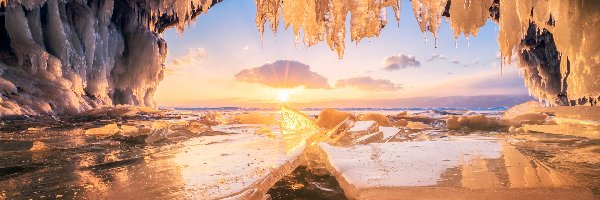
[0,0,598,115]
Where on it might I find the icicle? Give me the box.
[454,38,458,48]
[466,36,470,47]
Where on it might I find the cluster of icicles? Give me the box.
[0,0,216,33]
[256,0,401,59]
[254,0,493,58]
[255,0,599,106]
[0,0,597,116]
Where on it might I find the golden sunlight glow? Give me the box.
[279,105,319,153]
[277,89,292,103]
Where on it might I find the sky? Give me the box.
[154,0,528,107]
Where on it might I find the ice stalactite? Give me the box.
[0,0,220,115]
[411,0,448,47]
[256,0,598,106]
[256,0,401,58]
[447,0,492,41]
[497,0,600,106]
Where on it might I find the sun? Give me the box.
[277,89,291,103]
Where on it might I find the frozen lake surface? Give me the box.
[0,109,599,199]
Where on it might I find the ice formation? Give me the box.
[255,0,599,106]
[256,0,401,58]
[359,112,392,126]
[497,0,600,106]
[0,0,221,115]
[317,136,593,199]
[316,108,354,129]
[1,0,598,116]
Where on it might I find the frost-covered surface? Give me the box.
[173,132,304,198]
[347,120,376,133]
[318,135,591,198]
[211,124,270,134]
[320,136,504,188]
[0,0,221,115]
[1,108,600,198]
[0,120,305,199]
[379,126,400,141]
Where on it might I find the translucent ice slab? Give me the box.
[318,135,595,199]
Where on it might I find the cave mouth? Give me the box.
[0,1,599,199]
[0,0,598,116]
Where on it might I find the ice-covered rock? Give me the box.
[406,121,429,129]
[145,127,169,143]
[316,108,354,129]
[379,126,400,141]
[85,123,121,136]
[0,0,221,115]
[359,112,392,126]
[508,126,524,134]
[393,119,408,127]
[446,114,507,131]
[501,101,548,127]
[446,116,461,130]
[347,120,378,138]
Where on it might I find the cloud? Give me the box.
[169,48,206,69]
[335,76,402,91]
[451,59,461,64]
[383,54,421,71]
[462,60,479,67]
[426,54,448,62]
[234,60,330,89]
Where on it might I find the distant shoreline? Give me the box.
[161,106,509,112]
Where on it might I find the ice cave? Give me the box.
[0,0,599,199]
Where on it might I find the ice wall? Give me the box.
[256,0,599,106]
[0,0,598,115]
[496,0,600,106]
[0,0,220,115]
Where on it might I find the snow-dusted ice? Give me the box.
[1,107,600,199]
[318,136,594,199]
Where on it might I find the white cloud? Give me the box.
[383,54,421,71]
[426,54,448,62]
[168,48,206,70]
[335,76,402,91]
[234,60,330,89]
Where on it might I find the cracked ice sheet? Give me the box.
[319,136,504,188]
[318,135,596,199]
[172,132,303,198]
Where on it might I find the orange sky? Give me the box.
[153,0,528,107]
